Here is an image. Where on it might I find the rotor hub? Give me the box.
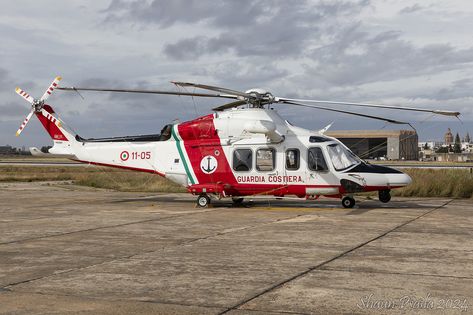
[245,88,275,107]
[32,99,44,112]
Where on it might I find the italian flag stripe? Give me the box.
[172,125,197,185]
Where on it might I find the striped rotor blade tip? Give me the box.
[40,76,62,101]
[15,87,34,104]
[15,110,34,136]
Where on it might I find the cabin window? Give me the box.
[256,148,275,171]
[308,147,328,172]
[233,149,252,171]
[159,124,173,141]
[285,149,300,170]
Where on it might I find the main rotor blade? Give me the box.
[57,87,239,100]
[212,100,247,111]
[171,81,251,99]
[281,101,410,125]
[277,97,460,117]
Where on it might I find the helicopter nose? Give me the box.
[386,172,412,187]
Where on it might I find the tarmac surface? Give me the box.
[0,181,472,314]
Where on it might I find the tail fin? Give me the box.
[36,104,76,142]
[36,105,78,157]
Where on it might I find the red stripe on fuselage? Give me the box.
[178,114,238,185]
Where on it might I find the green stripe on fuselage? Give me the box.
[172,125,195,185]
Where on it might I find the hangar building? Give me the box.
[325,130,418,160]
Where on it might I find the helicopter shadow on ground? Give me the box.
[345,199,440,214]
[110,195,435,213]
[111,195,257,209]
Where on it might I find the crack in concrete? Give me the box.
[2,211,308,294]
[319,267,473,280]
[218,199,454,315]
[0,207,221,246]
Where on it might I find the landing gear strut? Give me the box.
[378,189,391,203]
[342,196,356,208]
[197,194,210,207]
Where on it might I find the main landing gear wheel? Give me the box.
[342,196,356,208]
[378,189,391,203]
[197,194,210,207]
[232,197,244,205]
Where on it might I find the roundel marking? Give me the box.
[120,151,129,161]
[200,155,218,174]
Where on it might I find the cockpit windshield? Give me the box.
[326,143,361,171]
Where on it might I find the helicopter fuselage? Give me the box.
[49,107,411,206]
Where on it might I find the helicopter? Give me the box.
[14,77,460,208]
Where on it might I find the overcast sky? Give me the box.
[1,0,472,147]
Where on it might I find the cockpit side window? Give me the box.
[308,147,328,172]
[327,143,360,171]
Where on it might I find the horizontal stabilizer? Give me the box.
[29,147,76,158]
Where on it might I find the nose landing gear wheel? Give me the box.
[378,189,391,203]
[342,196,356,208]
[197,194,210,207]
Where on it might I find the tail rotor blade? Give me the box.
[15,87,34,104]
[16,110,35,136]
[40,76,62,101]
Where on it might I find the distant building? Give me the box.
[0,145,16,155]
[419,141,443,151]
[462,142,473,153]
[434,153,473,162]
[444,128,454,145]
[326,130,418,160]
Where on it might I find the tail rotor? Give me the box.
[15,76,62,136]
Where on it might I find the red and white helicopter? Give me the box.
[15,77,460,208]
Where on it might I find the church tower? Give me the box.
[444,128,453,145]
